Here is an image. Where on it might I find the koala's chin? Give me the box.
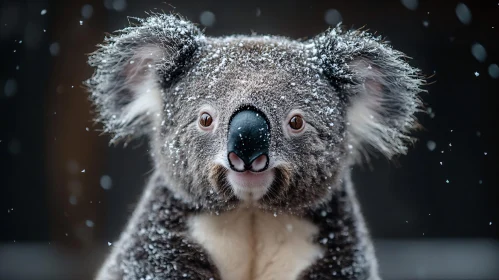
[226,169,275,202]
[208,161,294,208]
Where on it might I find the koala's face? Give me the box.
[87,15,422,213]
[158,38,347,212]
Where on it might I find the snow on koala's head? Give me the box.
[86,14,423,213]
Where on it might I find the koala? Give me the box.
[86,14,423,280]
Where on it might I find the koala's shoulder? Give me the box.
[99,180,216,279]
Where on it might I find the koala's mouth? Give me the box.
[209,164,292,205]
[226,169,275,201]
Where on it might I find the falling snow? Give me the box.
[81,4,93,19]
[49,42,60,56]
[86,220,95,227]
[4,79,17,97]
[401,0,418,11]
[455,3,472,25]
[324,9,342,26]
[427,140,436,151]
[471,43,487,62]
[200,11,216,27]
[100,175,113,190]
[488,64,499,79]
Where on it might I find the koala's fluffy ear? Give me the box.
[85,14,203,143]
[312,26,424,161]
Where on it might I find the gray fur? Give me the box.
[300,169,379,279]
[86,14,202,143]
[96,172,220,280]
[313,27,424,161]
[86,13,423,280]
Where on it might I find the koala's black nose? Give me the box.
[227,108,270,172]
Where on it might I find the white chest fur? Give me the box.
[188,209,323,280]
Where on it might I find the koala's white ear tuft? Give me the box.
[117,46,165,134]
[313,26,424,161]
[346,59,420,161]
[85,14,203,144]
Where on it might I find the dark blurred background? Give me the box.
[0,0,498,279]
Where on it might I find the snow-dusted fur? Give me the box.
[86,14,423,280]
[313,27,423,161]
[86,16,202,143]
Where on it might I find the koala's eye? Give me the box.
[289,115,304,131]
[199,113,213,127]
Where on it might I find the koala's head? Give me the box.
[86,15,423,214]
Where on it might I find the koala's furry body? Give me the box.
[87,14,423,280]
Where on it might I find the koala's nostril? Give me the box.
[250,154,268,172]
[228,152,246,172]
[228,152,269,172]
[227,108,270,172]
